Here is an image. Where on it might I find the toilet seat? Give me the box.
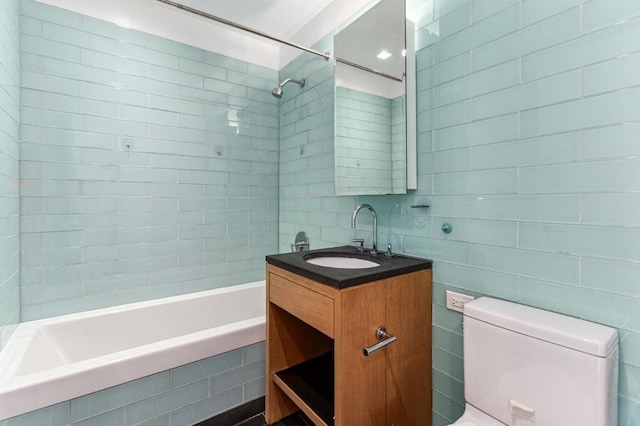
[447,404,505,426]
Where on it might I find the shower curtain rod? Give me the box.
[335,57,404,82]
[155,0,331,61]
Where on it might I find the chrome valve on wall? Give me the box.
[291,231,309,252]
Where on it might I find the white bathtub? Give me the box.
[0,281,266,421]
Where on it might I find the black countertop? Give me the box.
[266,245,432,289]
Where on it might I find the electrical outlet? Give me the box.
[446,290,474,313]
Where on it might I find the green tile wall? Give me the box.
[335,86,393,195]
[18,0,279,321]
[334,87,406,195]
[279,13,640,422]
[0,0,20,351]
[390,95,406,193]
[365,0,640,424]
[1,1,273,422]
[277,37,362,252]
[0,342,264,426]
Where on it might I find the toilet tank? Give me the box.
[463,298,618,426]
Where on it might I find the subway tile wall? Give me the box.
[390,95,406,193]
[0,0,20,351]
[335,86,393,195]
[277,37,362,253]
[364,0,640,424]
[18,0,279,321]
[0,342,265,426]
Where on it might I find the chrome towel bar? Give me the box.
[363,326,397,356]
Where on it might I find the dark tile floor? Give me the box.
[236,412,312,426]
[194,398,312,426]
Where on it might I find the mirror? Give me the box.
[334,0,416,196]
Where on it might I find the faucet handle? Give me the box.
[386,243,393,257]
[353,238,365,251]
[294,241,309,251]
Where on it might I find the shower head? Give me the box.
[271,86,283,99]
[271,78,305,98]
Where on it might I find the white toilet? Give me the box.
[448,297,618,426]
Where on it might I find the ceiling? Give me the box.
[175,0,336,41]
[35,0,380,70]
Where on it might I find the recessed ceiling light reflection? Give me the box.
[376,50,392,60]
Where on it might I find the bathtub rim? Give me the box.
[0,280,266,421]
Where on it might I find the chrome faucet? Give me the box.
[351,204,377,252]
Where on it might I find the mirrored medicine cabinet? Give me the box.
[333,0,416,196]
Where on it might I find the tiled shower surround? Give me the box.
[0,0,21,351]
[277,37,355,253]
[18,0,279,321]
[3,0,640,425]
[1,1,276,423]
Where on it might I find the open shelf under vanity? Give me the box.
[273,351,335,426]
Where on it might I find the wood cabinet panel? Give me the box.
[266,268,334,424]
[385,269,432,425]
[335,282,386,425]
[269,272,334,338]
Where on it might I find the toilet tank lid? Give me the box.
[464,297,618,357]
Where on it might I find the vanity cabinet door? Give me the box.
[334,270,431,426]
[335,282,386,425]
[385,269,432,426]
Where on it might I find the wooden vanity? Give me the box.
[265,247,432,425]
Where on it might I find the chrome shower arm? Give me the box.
[272,78,305,98]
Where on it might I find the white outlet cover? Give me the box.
[446,290,475,313]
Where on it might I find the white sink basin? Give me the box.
[305,256,380,269]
